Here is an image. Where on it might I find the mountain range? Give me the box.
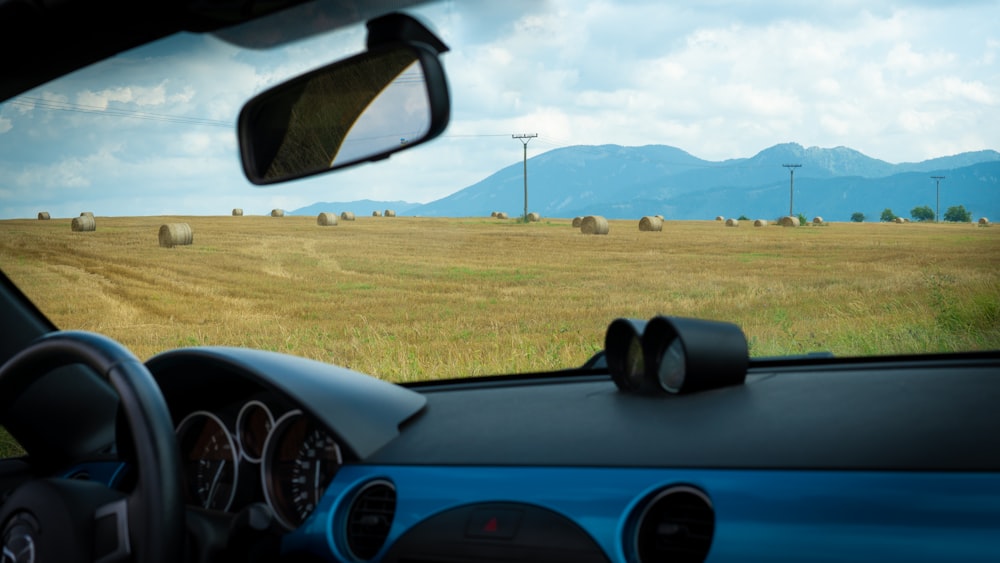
[292,143,1000,222]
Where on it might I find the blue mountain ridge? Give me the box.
[293,143,1000,222]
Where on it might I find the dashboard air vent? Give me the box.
[344,480,397,561]
[632,485,715,563]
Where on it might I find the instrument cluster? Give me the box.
[175,399,345,530]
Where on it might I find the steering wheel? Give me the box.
[0,331,183,563]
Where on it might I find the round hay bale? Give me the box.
[812,216,824,225]
[580,215,609,235]
[894,217,905,224]
[496,212,508,219]
[372,210,381,217]
[317,212,338,226]
[158,223,192,248]
[572,216,583,228]
[37,211,50,220]
[725,218,739,227]
[490,211,498,218]
[903,218,910,223]
[340,211,356,221]
[80,212,94,218]
[232,208,243,216]
[271,208,284,217]
[638,216,663,231]
[753,219,768,227]
[715,216,724,221]
[778,216,800,227]
[527,212,541,222]
[978,217,990,225]
[71,216,95,232]
[384,209,396,217]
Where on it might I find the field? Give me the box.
[1,215,998,382]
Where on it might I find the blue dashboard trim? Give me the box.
[285,465,1000,562]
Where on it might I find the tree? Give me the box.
[910,205,934,222]
[737,214,749,221]
[880,208,896,222]
[850,212,865,223]
[943,205,972,223]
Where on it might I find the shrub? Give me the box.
[943,205,972,223]
[850,212,865,223]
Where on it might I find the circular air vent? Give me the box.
[343,480,397,561]
[629,485,715,563]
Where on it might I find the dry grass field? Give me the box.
[1,215,998,382]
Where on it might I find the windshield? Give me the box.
[1,1,998,381]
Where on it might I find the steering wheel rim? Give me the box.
[0,330,183,563]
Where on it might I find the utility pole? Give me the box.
[513,134,537,222]
[931,175,945,222]
[783,164,802,216]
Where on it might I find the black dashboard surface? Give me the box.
[372,354,1000,470]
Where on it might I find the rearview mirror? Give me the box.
[238,43,450,185]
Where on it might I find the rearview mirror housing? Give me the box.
[238,41,450,185]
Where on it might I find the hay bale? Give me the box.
[753,219,768,227]
[372,210,381,217]
[715,216,724,221]
[37,212,50,220]
[71,216,95,232]
[725,218,739,227]
[490,211,498,218]
[340,211,356,221]
[158,223,192,248]
[638,216,663,231]
[978,217,990,225]
[527,212,541,222]
[812,216,824,225]
[80,212,94,218]
[496,212,508,219]
[572,216,583,228]
[894,217,905,224]
[778,216,800,227]
[580,215,609,235]
[232,208,243,216]
[271,209,284,217]
[385,209,396,217]
[317,212,338,226]
[654,215,663,220]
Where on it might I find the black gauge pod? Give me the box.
[606,316,748,395]
[605,318,652,393]
[644,316,748,394]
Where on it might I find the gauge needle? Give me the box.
[208,461,225,507]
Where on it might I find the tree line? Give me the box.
[849,205,973,223]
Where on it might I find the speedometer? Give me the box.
[175,411,239,511]
[262,410,344,529]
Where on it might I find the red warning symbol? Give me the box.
[482,517,499,533]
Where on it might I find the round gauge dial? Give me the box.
[262,411,344,529]
[657,338,686,393]
[236,400,274,462]
[175,411,239,511]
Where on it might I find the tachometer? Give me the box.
[262,410,344,529]
[175,411,239,511]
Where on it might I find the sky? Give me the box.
[0,0,998,218]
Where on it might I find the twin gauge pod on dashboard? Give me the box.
[605,316,749,395]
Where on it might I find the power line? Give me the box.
[931,175,945,222]
[783,164,802,217]
[5,96,231,128]
[512,133,537,222]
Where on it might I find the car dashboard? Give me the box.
[83,342,997,563]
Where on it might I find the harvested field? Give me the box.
[1,216,997,382]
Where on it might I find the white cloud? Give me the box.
[0,117,11,134]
